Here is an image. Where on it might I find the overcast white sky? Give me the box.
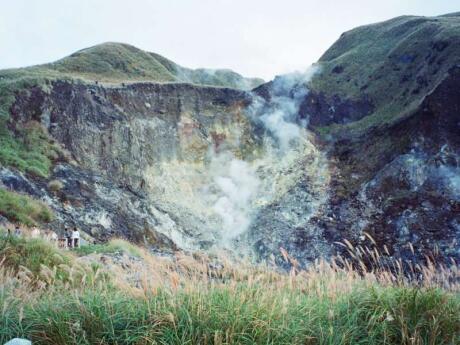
[0,0,458,80]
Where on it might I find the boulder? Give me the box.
[4,339,32,345]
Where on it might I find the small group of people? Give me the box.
[62,227,80,249]
[6,224,80,249]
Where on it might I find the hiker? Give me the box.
[64,227,72,248]
[7,228,11,237]
[14,225,21,237]
[72,227,80,248]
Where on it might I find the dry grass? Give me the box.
[0,234,459,344]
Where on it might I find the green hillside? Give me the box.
[311,12,460,136]
[0,42,264,89]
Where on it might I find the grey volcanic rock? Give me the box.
[249,13,460,266]
[9,80,261,248]
[9,76,331,257]
[300,14,460,266]
[1,12,460,268]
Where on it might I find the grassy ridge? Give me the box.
[0,42,264,90]
[311,13,460,136]
[0,234,459,344]
[48,42,264,89]
[48,42,178,83]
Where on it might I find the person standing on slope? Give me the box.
[64,227,72,248]
[72,227,80,248]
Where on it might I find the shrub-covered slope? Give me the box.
[306,12,460,135]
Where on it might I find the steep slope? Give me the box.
[294,12,460,265]
[305,12,460,134]
[2,80,255,247]
[4,74,328,254]
[0,43,263,250]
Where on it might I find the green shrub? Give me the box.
[348,287,460,344]
[0,77,61,178]
[74,238,141,257]
[0,235,71,277]
[0,119,60,178]
[0,188,53,226]
[0,234,107,290]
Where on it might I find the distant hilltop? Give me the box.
[0,42,265,90]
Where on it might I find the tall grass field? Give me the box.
[0,232,459,345]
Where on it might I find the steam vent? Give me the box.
[1,13,460,268]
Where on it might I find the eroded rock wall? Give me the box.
[8,78,331,258]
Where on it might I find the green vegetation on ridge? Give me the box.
[0,119,59,178]
[0,68,66,231]
[73,238,142,257]
[311,13,460,136]
[0,42,264,89]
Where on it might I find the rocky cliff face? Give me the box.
[5,81,251,246]
[1,13,459,267]
[300,13,460,265]
[309,65,460,265]
[6,73,330,258]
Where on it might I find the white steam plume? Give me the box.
[210,65,320,244]
[211,154,260,242]
[256,65,320,151]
